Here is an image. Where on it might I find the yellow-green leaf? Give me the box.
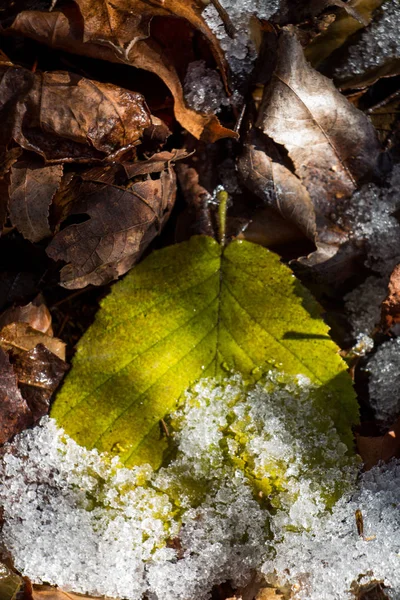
[51,236,357,467]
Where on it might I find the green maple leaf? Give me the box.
[51,236,357,467]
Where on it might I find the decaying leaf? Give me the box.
[13,344,69,421]
[0,294,53,334]
[256,31,380,208]
[9,162,64,242]
[0,322,66,361]
[0,298,68,443]
[305,0,385,68]
[276,0,365,24]
[5,6,235,142]
[46,157,178,288]
[0,347,31,445]
[381,264,400,331]
[238,128,317,242]
[31,584,99,600]
[356,417,400,470]
[368,90,400,147]
[52,236,356,467]
[0,562,24,600]
[0,64,151,162]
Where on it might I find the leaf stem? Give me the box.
[217,188,229,246]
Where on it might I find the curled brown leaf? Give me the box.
[0,347,31,445]
[47,159,178,288]
[0,63,151,162]
[5,6,236,142]
[9,162,64,242]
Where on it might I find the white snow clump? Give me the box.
[184,60,230,114]
[365,337,400,423]
[2,373,398,600]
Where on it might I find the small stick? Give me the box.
[210,0,236,38]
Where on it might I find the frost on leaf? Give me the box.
[0,373,358,600]
[51,236,356,467]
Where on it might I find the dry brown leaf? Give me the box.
[46,161,177,288]
[9,162,64,242]
[0,64,151,162]
[0,322,66,361]
[238,128,317,242]
[0,346,31,445]
[381,264,400,331]
[13,343,69,421]
[0,294,53,335]
[356,417,400,470]
[256,31,380,209]
[31,584,102,600]
[5,7,235,142]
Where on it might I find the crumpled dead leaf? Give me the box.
[4,4,235,142]
[381,264,400,331]
[0,300,68,444]
[0,294,53,334]
[9,162,64,242]
[46,153,181,288]
[31,584,101,600]
[356,417,400,470]
[0,322,65,361]
[239,30,380,274]
[0,346,31,445]
[0,63,151,162]
[257,31,380,208]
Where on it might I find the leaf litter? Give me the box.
[1,1,400,600]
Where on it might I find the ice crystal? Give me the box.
[365,337,400,423]
[335,1,400,82]
[344,276,388,347]
[263,460,400,599]
[184,61,229,114]
[203,0,280,83]
[0,373,358,600]
[340,164,400,346]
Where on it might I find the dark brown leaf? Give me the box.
[0,294,53,335]
[6,7,236,142]
[175,162,215,239]
[13,343,69,421]
[0,147,22,232]
[31,584,101,600]
[46,162,177,288]
[122,149,188,178]
[0,346,31,445]
[9,162,63,242]
[256,31,381,210]
[0,64,151,162]
[276,0,366,24]
[381,264,400,331]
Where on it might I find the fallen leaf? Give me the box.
[9,162,63,242]
[277,0,365,24]
[0,294,53,334]
[122,149,188,178]
[47,160,177,288]
[305,0,385,68]
[31,584,99,600]
[0,347,31,445]
[13,343,69,421]
[175,162,215,238]
[381,264,400,331]
[5,7,235,142]
[356,417,400,470]
[0,64,151,162]
[367,90,400,147]
[238,128,317,242]
[51,236,357,467]
[0,562,24,600]
[0,322,66,361]
[256,31,380,209]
